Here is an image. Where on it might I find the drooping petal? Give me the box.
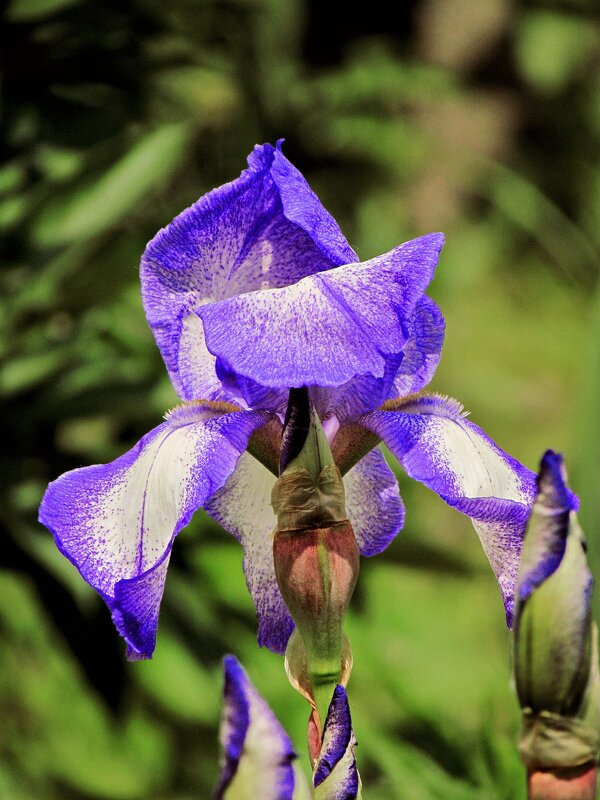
[39,404,270,659]
[198,233,445,391]
[141,141,355,400]
[313,685,361,800]
[205,453,295,655]
[215,656,310,800]
[343,448,405,557]
[360,394,537,626]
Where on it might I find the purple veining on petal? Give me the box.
[310,354,405,423]
[215,656,297,800]
[391,295,445,399]
[39,407,270,659]
[198,233,444,391]
[141,142,354,400]
[313,685,359,798]
[205,453,295,655]
[517,449,579,602]
[360,395,537,627]
[343,447,405,557]
[216,357,289,414]
[270,140,358,266]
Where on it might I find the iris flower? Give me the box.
[39,141,536,660]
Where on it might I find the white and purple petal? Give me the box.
[141,141,355,400]
[197,233,444,392]
[360,394,537,626]
[39,404,269,659]
[343,448,405,557]
[205,453,295,656]
[313,685,361,800]
[215,656,306,800]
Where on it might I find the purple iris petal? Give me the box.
[343,448,405,557]
[391,295,445,398]
[517,449,579,602]
[205,453,295,656]
[216,358,289,414]
[197,233,444,391]
[360,394,537,627]
[141,141,355,401]
[309,295,445,421]
[39,405,269,659]
[313,685,360,799]
[310,355,405,423]
[215,655,297,800]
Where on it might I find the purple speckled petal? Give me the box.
[343,448,405,557]
[141,141,355,400]
[39,404,270,659]
[205,453,295,655]
[197,233,444,390]
[391,295,445,398]
[309,355,405,423]
[517,449,580,602]
[215,656,299,800]
[360,394,537,627]
[308,296,444,422]
[313,685,360,799]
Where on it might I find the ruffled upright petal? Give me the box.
[215,656,306,800]
[391,295,445,399]
[39,404,270,659]
[141,141,355,401]
[360,394,537,626]
[198,233,444,393]
[205,453,295,655]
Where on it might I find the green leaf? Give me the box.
[6,0,82,21]
[33,123,191,247]
[134,633,221,722]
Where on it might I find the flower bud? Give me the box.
[513,450,600,799]
[273,388,360,732]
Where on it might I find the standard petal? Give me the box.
[141,141,355,400]
[343,448,405,557]
[360,394,537,626]
[308,296,444,422]
[198,233,444,390]
[39,404,270,659]
[215,656,303,800]
[391,295,445,398]
[313,685,361,800]
[205,453,295,655]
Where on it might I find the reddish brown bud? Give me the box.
[527,763,597,800]
[272,463,359,731]
[274,522,359,634]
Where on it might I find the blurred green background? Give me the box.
[1,0,599,797]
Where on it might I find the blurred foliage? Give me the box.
[1,0,599,797]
